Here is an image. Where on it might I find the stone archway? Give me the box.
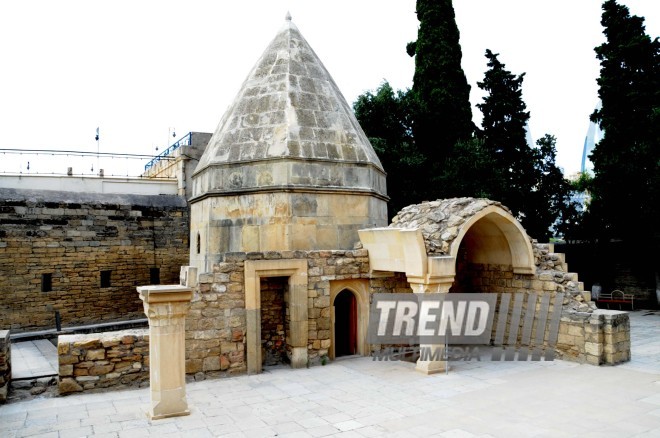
[358,198,535,374]
[329,279,369,360]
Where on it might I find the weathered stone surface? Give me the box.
[58,329,148,394]
[0,191,189,332]
[59,377,83,394]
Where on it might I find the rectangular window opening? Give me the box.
[41,273,52,292]
[100,270,112,288]
[150,267,161,285]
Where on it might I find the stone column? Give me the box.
[137,285,193,420]
[409,279,453,375]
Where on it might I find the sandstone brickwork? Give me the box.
[58,329,149,395]
[0,189,189,332]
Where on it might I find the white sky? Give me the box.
[0,0,657,177]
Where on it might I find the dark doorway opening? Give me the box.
[334,289,357,357]
[260,276,289,366]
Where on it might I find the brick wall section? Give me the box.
[58,329,149,395]
[0,330,9,403]
[557,311,630,365]
[0,188,189,332]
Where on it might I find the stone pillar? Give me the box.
[137,285,193,420]
[410,279,453,375]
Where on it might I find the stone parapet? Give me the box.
[58,329,149,395]
[0,330,10,403]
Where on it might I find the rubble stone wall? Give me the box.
[0,330,9,403]
[0,189,189,332]
[58,329,149,395]
[186,249,375,375]
[557,311,631,365]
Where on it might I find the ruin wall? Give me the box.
[58,329,149,395]
[0,188,189,332]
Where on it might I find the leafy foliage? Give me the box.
[353,1,579,239]
[407,0,475,191]
[476,51,576,240]
[353,82,423,217]
[589,0,660,245]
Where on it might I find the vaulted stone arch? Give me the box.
[358,198,536,373]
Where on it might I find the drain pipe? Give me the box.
[46,304,62,332]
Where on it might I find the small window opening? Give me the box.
[196,232,201,254]
[41,273,52,292]
[100,270,112,288]
[150,267,161,285]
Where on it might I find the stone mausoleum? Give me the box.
[0,15,631,400]
[177,15,629,378]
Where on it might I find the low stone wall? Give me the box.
[557,310,630,365]
[0,330,10,403]
[58,329,149,395]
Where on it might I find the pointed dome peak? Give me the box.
[193,17,386,201]
[285,11,292,21]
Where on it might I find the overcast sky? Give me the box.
[0,0,657,177]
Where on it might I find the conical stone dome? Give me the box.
[189,15,388,271]
[192,15,386,198]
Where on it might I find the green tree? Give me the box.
[589,0,659,246]
[587,0,659,300]
[407,0,475,196]
[477,51,576,240]
[527,135,579,241]
[353,82,423,217]
[476,50,535,219]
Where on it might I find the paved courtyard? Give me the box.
[1,310,659,437]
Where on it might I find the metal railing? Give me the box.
[144,132,193,171]
[0,148,175,179]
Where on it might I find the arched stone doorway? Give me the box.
[334,289,357,357]
[329,279,369,360]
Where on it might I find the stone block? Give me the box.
[86,349,106,361]
[89,364,115,376]
[186,359,202,374]
[59,354,80,365]
[203,356,221,372]
[59,377,83,394]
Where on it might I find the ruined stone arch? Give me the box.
[449,205,535,275]
[329,279,370,360]
[359,198,535,290]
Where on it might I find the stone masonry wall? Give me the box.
[0,330,10,403]
[58,329,149,395]
[449,241,630,365]
[186,249,375,376]
[557,310,631,365]
[0,189,189,332]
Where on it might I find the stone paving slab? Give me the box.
[11,340,59,379]
[0,310,658,437]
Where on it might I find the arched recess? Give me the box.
[329,279,369,360]
[449,206,535,275]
